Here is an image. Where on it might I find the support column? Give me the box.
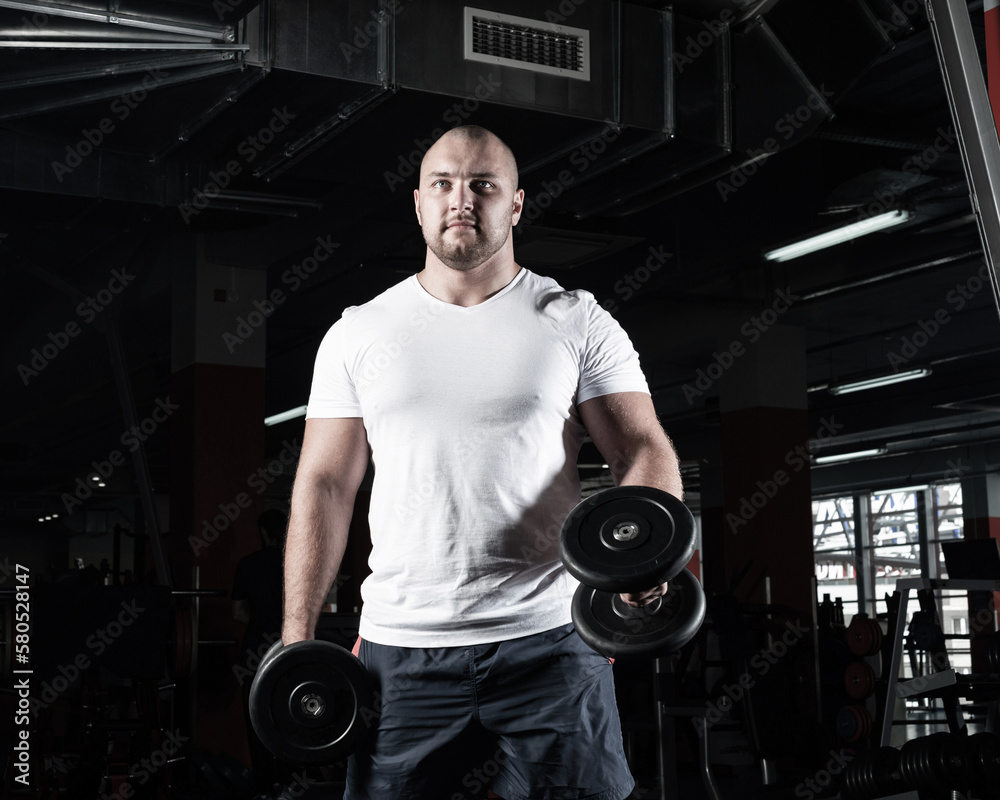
[987,0,1000,132]
[712,324,815,618]
[170,235,268,760]
[959,469,1000,672]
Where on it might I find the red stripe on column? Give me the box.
[988,2,1000,133]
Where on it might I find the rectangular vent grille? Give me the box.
[464,7,590,81]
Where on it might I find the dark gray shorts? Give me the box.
[344,623,634,800]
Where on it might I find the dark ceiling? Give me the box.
[2,0,999,543]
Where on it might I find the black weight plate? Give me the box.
[560,486,696,592]
[571,567,706,658]
[835,705,871,743]
[900,732,969,793]
[249,639,376,765]
[969,732,1000,791]
[870,746,904,796]
[257,638,283,675]
[987,631,1000,675]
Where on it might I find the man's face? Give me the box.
[414,133,523,271]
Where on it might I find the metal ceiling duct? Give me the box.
[272,0,676,133]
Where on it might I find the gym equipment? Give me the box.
[898,732,970,796]
[249,639,377,765]
[560,486,697,591]
[560,486,705,658]
[844,661,876,700]
[908,610,941,651]
[845,616,883,657]
[841,746,904,800]
[572,568,706,658]
[988,629,1000,675]
[168,605,197,679]
[840,732,1000,799]
[835,704,872,743]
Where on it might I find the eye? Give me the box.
[475,180,494,189]
[432,179,450,189]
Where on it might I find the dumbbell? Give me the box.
[248,639,377,765]
[559,486,706,658]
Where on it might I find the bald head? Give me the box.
[420,126,519,189]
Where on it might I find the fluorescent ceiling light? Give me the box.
[814,448,887,465]
[829,368,931,395]
[265,405,307,426]
[764,210,914,262]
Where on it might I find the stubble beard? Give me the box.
[424,218,511,272]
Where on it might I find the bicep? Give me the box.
[577,391,681,496]
[294,417,370,499]
[578,391,666,455]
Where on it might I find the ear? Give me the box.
[510,188,525,227]
[413,188,422,226]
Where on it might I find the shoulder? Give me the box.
[519,269,598,321]
[341,276,419,321]
[316,277,419,346]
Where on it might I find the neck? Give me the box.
[417,249,521,307]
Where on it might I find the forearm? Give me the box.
[612,434,684,500]
[282,481,354,643]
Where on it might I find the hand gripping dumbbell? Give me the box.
[559,486,706,658]
[248,638,378,765]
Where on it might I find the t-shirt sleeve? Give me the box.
[305,314,364,419]
[576,293,650,405]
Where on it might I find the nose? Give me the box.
[450,183,474,212]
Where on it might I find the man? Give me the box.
[282,125,682,800]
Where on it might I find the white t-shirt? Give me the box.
[306,268,650,646]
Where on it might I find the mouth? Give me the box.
[446,218,477,230]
